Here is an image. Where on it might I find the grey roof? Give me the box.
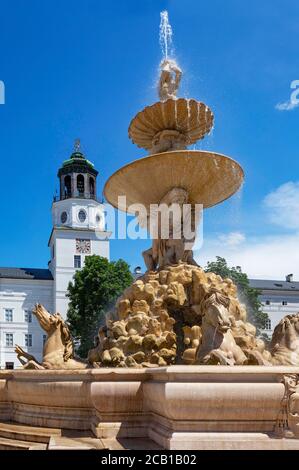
[0,267,53,281]
[249,278,299,292]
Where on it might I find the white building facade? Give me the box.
[0,147,110,369]
[249,275,299,336]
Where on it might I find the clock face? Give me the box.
[76,238,91,254]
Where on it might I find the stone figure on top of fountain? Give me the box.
[158,59,182,102]
[141,187,199,271]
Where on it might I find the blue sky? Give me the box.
[0,0,299,278]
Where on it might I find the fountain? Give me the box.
[1,12,299,450]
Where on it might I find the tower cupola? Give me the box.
[57,139,98,200]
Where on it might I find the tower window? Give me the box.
[64,175,71,198]
[5,309,13,322]
[89,177,95,197]
[5,333,13,347]
[264,319,272,331]
[74,255,81,268]
[25,334,32,347]
[77,174,85,196]
[78,209,87,223]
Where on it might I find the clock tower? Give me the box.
[48,141,110,319]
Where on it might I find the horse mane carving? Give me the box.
[200,291,230,314]
[270,313,299,365]
[15,304,86,370]
[49,313,74,361]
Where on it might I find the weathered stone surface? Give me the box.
[91,263,299,368]
[90,263,268,367]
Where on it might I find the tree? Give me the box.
[204,256,269,335]
[66,255,133,357]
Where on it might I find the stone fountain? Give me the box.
[1,15,299,451]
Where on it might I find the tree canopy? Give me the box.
[205,256,269,334]
[66,255,133,357]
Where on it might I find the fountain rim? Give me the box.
[103,149,244,213]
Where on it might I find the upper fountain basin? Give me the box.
[128,98,214,152]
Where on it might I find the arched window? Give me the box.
[77,174,85,196]
[89,177,95,197]
[64,175,71,198]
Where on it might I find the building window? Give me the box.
[5,309,13,322]
[74,255,81,268]
[264,319,272,331]
[43,334,47,345]
[5,333,13,347]
[25,334,32,347]
[265,300,270,306]
[24,309,32,323]
[282,301,288,306]
[5,362,14,369]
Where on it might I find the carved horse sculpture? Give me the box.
[196,292,247,365]
[270,313,299,365]
[15,304,87,369]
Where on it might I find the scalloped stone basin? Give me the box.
[104,150,244,213]
[1,366,299,450]
[128,98,214,150]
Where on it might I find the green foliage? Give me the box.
[66,255,133,357]
[204,256,269,334]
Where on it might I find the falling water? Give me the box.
[159,10,173,59]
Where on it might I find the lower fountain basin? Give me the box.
[104,150,244,213]
[1,366,299,449]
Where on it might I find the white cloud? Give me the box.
[193,181,299,280]
[275,100,299,111]
[218,231,245,247]
[196,233,299,280]
[263,181,299,229]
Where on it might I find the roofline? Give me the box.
[48,227,111,246]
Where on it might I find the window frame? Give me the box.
[24,309,32,323]
[74,254,81,268]
[5,333,14,347]
[25,333,33,348]
[265,319,272,331]
[4,308,13,322]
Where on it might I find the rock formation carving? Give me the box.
[89,263,286,368]
[15,266,299,370]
